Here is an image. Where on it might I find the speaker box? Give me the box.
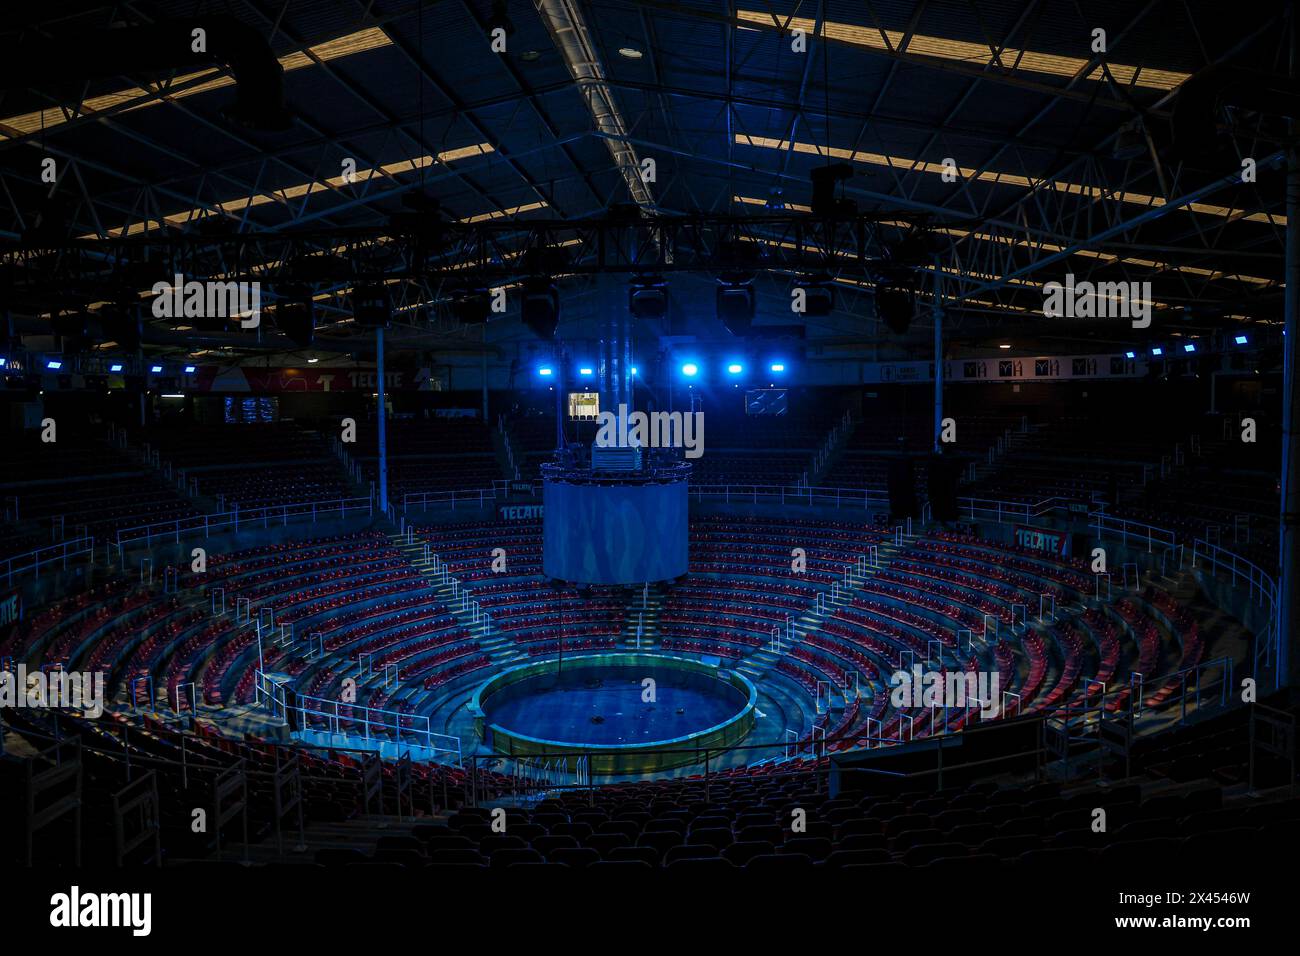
[888,458,918,519]
[521,277,559,339]
[926,455,960,522]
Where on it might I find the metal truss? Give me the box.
[0,212,932,299]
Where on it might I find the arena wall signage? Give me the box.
[1014,525,1069,555]
[499,504,543,521]
[866,353,1146,384]
[0,587,22,643]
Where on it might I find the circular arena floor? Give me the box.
[472,654,758,773]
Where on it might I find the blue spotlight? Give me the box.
[630,366,638,376]
[109,363,124,372]
[1183,343,1196,353]
[46,359,63,370]
[151,364,163,373]
[769,362,785,373]
[1150,347,1163,357]
[579,367,594,377]
[1125,351,1135,359]
[538,366,553,377]
[727,363,744,375]
[681,362,699,377]
[1234,334,1248,345]
[184,365,197,373]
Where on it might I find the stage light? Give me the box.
[308,357,319,364]
[999,344,1011,349]
[1235,334,1248,345]
[769,363,785,373]
[875,282,916,335]
[629,276,668,319]
[716,280,755,335]
[1183,343,1196,353]
[793,274,833,317]
[1125,352,1135,360]
[46,359,63,370]
[151,364,163,372]
[0,358,6,368]
[630,366,638,376]
[727,363,744,375]
[579,367,594,377]
[681,362,699,377]
[538,366,554,377]
[1151,347,1163,356]
[184,365,196,373]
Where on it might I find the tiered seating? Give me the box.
[415,519,625,649]
[0,430,200,554]
[145,421,349,511]
[358,417,503,500]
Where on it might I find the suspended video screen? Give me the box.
[567,391,600,420]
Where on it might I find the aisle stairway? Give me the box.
[388,532,522,670]
[620,583,665,650]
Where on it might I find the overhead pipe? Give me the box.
[532,0,655,210]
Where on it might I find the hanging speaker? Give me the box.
[521,277,559,339]
[353,284,391,328]
[275,285,315,346]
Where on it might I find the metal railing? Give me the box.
[1191,538,1281,689]
[1090,511,1179,553]
[1,536,95,586]
[957,495,1076,524]
[402,487,506,512]
[112,497,373,551]
[255,670,462,765]
[688,483,891,510]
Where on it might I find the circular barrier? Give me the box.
[470,653,757,774]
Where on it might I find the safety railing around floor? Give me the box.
[255,670,462,765]
[1,536,95,586]
[110,497,374,555]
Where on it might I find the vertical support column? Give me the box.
[376,326,389,516]
[1280,147,1299,687]
[932,257,944,453]
[555,345,565,453]
[481,346,489,421]
[599,278,632,417]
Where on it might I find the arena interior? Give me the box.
[1,0,1298,931]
